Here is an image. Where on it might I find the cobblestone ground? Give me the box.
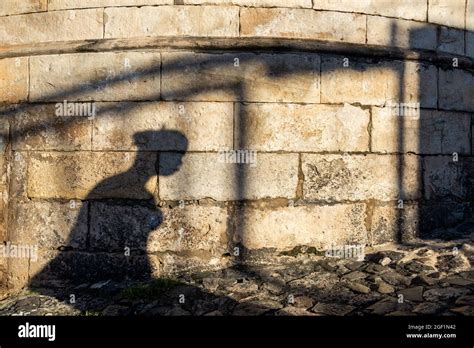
[0,240,473,316]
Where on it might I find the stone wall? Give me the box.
[0,0,473,290]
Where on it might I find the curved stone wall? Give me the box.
[0,1,473,290]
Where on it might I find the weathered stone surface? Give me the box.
[90,203,228,253]
[438,27,464,55]
[302,154,421,201]
[30,52,161,102]
[439,69,474,112]
[241,8,366,44]
[292,296,314,308]
[313,0,427,21]
[450,306,474,316]
[437,254,471,273]
[466,0,474,32]
[28,152,157,199]
[0,58,28,104]
[8,151,28,199]
[105,6,239,38]
[456,295,474,306]
[236,103,369,152]
[311,303,355,315]
[49,0,172,10]
[0,9,103,45]
[0,119,8,155]
[467,32,474,59]
[371,107,471,155]
[378,282,395,294]
[369,203,418,244]
[5,257,29,290]
[8,200,87,249]
[347,282,370,294]
[92,102,233,151]
[162,52,320,102]
[468,0,474,31]
[183,0,312,7]
[30,249,141,283]
[367,16,437,51]
[419,202,471,238]
[0,0,47,16]
[234,204,367,250]
[276,307,317,315]
[423,156,467,200]
[424,287,470,301]
[12,104,92,151]
[428,0,466,29]
[398,286,424,302]
[321,58,437,108]
[159,153,298,200]
[341,271,367,281]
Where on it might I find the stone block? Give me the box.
[428,0,466,29]
[236,103,369,152]
[8,200,88,249]
[302,154,421,201]
[313,0,427,21]
[30,52,161,102]
[12,104,92,151]
[235,204,367,250]
[105,6,239,38]
[27,152,157,199]
[321,57,437,108]
[0,9,103,45]
[90,202,228,253]
[159,153,299,200]
[367,16,437,51]
[371,107,471,155]
[0,0,47,16]
[0,57,28,104]
[162,52,320,102]
[241,8,366,44]
[92,102,233,151]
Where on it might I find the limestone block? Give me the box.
[162,52,320,102]
[236,103,369,152]
[12,104,92,151]
[0,58,28,104]
[439,68,474,112]
[105,6,239,38]
[159,153,299,200]
[321,57,437,108]
[29,52,161,102]
[241,8,366,44]
[302,154,421,201]
[428,0,466,29]
[92,102,233,151]
[371,107,471,155]
[235,204,367,250]
[313,0,427,21]
[90,203,228,253]
[0,9,103,45]
[28,152,157,199]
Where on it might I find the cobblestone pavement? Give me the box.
[0,240,473,316]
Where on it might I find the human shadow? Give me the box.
[29,129,188,286]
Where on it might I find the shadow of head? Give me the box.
[132,129,188,176]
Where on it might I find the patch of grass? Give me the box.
[82,310,101,316]
[119,278,182,301]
